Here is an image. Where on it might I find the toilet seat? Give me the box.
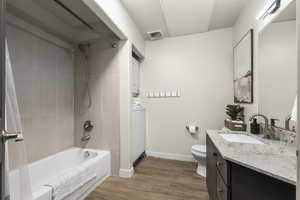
[191,145,206,153]
[191,145,206,157]
[191,145,207,176]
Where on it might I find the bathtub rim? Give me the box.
[29,147,110,168]
[9,147,111,200]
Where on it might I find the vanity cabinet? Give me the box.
[206,135,296,200]
[206,137,218,200]
[207,136,230,200]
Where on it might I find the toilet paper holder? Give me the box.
[185,125,199,133]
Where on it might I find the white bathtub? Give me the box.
[9,148,111,200]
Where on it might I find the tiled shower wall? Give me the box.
[7,24,74,165]
[74,38,120,175]
[7,22,120,174]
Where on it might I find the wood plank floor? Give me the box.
[85,157,209,200]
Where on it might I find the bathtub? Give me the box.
[9,148,111,200]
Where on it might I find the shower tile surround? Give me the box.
[74,38,120,175]
[7,25,74,167]
[7,15,120,175]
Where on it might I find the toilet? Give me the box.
[191,145,206,177]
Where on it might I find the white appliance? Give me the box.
[131,99,146,164]
[132,57,140,95]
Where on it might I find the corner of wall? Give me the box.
[119,40,133,171]
[119,167,134,178]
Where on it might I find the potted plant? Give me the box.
[226,104,244,121]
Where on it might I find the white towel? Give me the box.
[45,155,100,200]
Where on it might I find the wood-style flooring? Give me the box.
[85,157,209,200]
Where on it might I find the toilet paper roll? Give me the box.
[186,125,199,134]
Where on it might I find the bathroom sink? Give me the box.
[219,134,264,145]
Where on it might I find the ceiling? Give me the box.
[7,0,117,44]
[121,0,247,39]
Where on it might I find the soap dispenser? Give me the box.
[250,118,260,134]
[270,118,280,140]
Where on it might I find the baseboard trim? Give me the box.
[146,151,196,162]
[119,167,135,178]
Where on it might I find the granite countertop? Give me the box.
[207,130,297,185]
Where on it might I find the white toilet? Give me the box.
[191,145,206,177]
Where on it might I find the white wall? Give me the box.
[119,41,133,172]
[233,0,294,123]
[259,20,297,128]
[141,28,233,157]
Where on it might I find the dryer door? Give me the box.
[131,108,145,164]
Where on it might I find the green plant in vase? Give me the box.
[226,104,244,121]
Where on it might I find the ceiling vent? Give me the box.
[147,30,164,40]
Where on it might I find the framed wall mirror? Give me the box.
[258,0,296,130]
[234,29,254,104]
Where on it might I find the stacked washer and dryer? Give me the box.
[131,98,146,165]
[131,56,146,165]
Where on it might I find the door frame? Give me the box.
[297,0,300,199]
[0,0,6,199]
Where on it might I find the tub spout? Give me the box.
[81,135,91,142]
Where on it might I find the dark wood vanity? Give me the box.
[206,135,296,200]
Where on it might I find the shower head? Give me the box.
[111,41,118,48]
[78,43,90,52]
[78,43,90,59]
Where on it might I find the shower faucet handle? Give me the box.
[1,130,23,142]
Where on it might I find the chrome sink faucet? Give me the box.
[249,114,277,139]
[249,114,269,129]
